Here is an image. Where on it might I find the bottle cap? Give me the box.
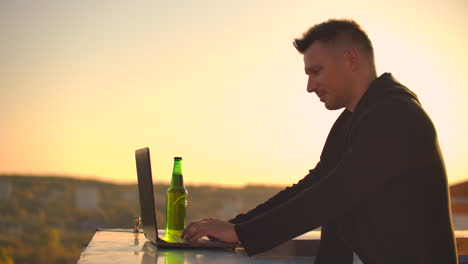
[174,157,182,160]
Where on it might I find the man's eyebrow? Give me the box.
[305,66,318,74]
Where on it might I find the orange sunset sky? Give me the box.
[1,0,467,186]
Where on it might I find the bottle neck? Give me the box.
[171,159,184,187]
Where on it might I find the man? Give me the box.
[182,19,458,263]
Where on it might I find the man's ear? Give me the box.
[344,48,360,72]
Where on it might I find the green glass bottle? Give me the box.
[165,157,187,237]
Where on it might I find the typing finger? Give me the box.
[182,221,200,238]
[185,224,208,241]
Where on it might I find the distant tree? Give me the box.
[33,229,63,264]
[0,248,14,264]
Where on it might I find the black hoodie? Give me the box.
[230,73,458,263]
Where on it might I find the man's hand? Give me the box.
[181,218,239,243]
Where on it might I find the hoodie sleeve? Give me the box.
[228,163,322,224]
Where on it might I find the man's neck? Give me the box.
[346,69,377,112]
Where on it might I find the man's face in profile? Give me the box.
[303,41,353,110]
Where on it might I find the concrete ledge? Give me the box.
[254,230,468,261]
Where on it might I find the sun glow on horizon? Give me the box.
[1,0,467,187]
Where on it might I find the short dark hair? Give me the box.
[293,19,374,60]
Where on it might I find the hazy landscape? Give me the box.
[1,175,467,264]
[0,175,283,264]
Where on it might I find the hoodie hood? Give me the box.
[354,72,419,114]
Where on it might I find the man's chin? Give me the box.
[324,102,343,111]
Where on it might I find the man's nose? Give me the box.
[307,76,317,93]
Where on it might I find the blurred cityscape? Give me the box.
[1,175,467,264]
[0,175,282,264]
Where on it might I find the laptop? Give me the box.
[135,147,238,249]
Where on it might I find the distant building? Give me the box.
[218,197,243,220]
[156,192,166,207]
[47,190,63,203]
[7,224,23,235]
[75,186,99,210]
[450,181,468,229]
[0,181,12,200]
[121,190,138,201]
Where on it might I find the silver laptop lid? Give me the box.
[135,147,159,243]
